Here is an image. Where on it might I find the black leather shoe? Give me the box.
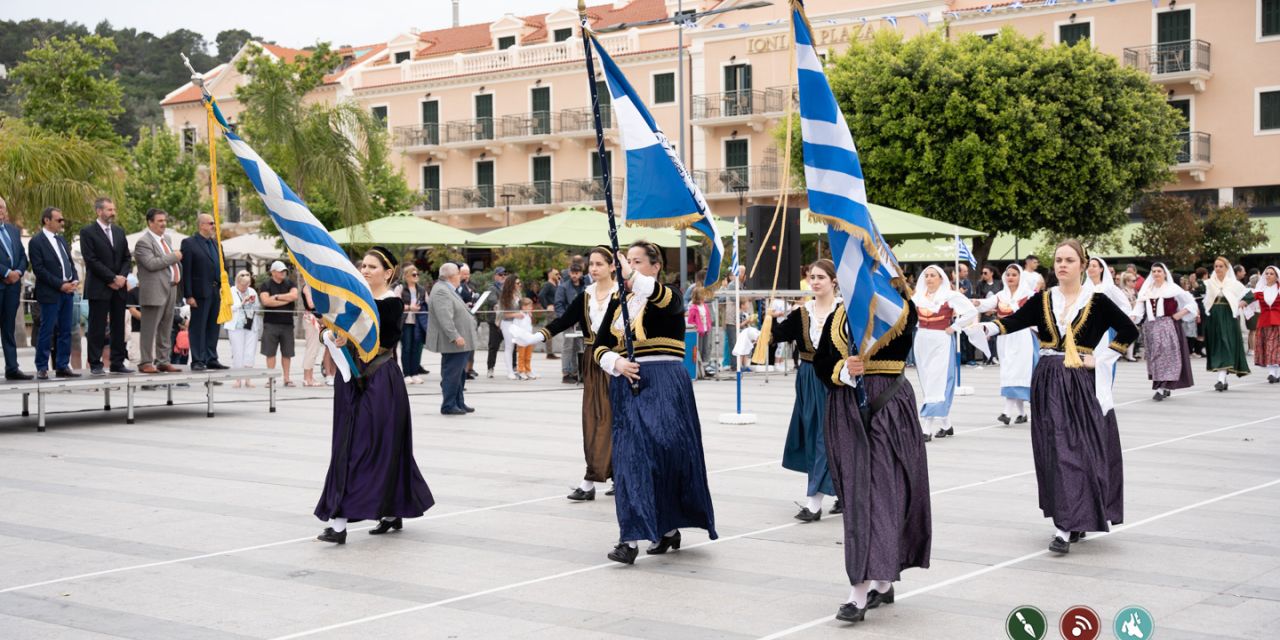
[36,370,49,380]
[1269,375,1279,384]
[922,432,933,442]
[90,366,105,376]
[1163,388,1171,397]
[1068,531,1087,543]
[868,585,894,609]
[835,602,866,622]
[55,368,81,378]
[461,405,476,413]
[465,370,478,380]
[207,362,230,370]
[191,363,207,371]
[1214,381,1225,392]
[608,543,638,565]
[317,527,346,544]
[1014,414,1028,424]
[369,518,403,535]
[110,365,135,374]
[441,407,467,415]
[997,413,1011,425]
[829,498,843,515]
[794,506,822,522]
[605,486,615,496]
[562,374,577,384]
[567,487,596,501]
[934,426,954,438]
[5,371,33,381]
[646,530,681,555]
[1152,391,1164,401]
[1049,535,1070,554]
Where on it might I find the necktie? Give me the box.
[0,225,12,267]
[52,235,71,281]
[160,236,180,284]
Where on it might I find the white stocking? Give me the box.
[579,479,595,491]
[1003,398,1018,417]
[847,581,871,607]
[806,493,824,512]
[1218,370,1228,384]
[328,517,347,532]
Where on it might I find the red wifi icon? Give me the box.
[1059,606,1101,640]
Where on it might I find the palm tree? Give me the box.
[0,117,123,230]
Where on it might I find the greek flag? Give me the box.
[589,37,723,289]
[203,97,382,361]
[885,15,899,28]
[957,237,978,267]
[792,4,908,356]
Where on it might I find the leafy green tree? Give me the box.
[122,127,204,232]
[1132,194,1203,269]
[10,33,126,148]
[781,28,1182,271]
[216,29,257,60]
[0,116,123,230]
[1199,205,1268,262]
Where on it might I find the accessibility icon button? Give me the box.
[1006,605,1047,640]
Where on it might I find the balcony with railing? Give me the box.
[394,123,441,151]
[394,106,613,151]
[1122,40,1212,91]
[691,87,792,128]
[441,118,497,149]
[556,177,625,205]
[500,111,557,142]
[558,105,615,137]
[434,178,625,214]
[499,181,555,208]
[420,188,441,212]
[1173,131,1211,182]
[692,164,801,199]
[393,31,640,85]
[444,185,496,211]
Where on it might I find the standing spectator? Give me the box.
[260,260,299,387]
[428,262,476,415]
[1126,263,1145,291]
[181,214,228,370]
[225,270,259,387]
[687,286,712,376]
[299,282,325,387]
[396,265,429,383]
[79,197,133,375]
[124,274,141,364]
[974,264,1002,364]
[538,268,561,360]
[483,266,509,378]
[495,272,524,380]
[456,263,480,379]
[556,262,587,383]
[1023,255,1045,292]
[0,196,31,380]
[133,208,183,374]
[28,207,81,379]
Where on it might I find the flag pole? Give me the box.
[579,1,638,390]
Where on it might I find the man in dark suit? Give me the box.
[28,207,81,379]
[79,197,134,375]
[181,213,228,371]
[0,196,32,380]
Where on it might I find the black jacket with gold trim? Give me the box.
[592,279,686,364]
[771,302,842,362]
[993,290,1138,355]
[535,287,620,348]
[813,301,918,388]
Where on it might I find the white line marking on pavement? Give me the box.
[757,476,1280,639]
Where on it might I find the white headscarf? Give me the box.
[1204,258,1249,317]
[1089,257,1132,316]
[911,265,963,313]
[1135,262,1195,320]
[995,263,1035,308]
[1256,265,1280,307]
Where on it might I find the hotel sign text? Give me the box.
[746,24,876,54]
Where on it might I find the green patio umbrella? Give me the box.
[467,206,692,248]
[893,234,1037,264]
[329,211,477,246]
[800,203,984,239]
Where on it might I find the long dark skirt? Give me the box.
[580,351,613,482]
[609,360,717,543]
[781,362,834,496]
[314,357,435,522]
[1145,316,1194,390]
[825,376,931,584]
[1204,301,1249,376]
[1030,355,1118,532]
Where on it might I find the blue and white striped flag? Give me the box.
[885,15,899,29]
[203,98,382,361]
[589,37,723,289]
[1044,0,1059,6]
[791,4,908,357]
[957,237,978,267]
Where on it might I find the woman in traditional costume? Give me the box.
[593,242,717,565]
[1133,263,1197,401]
[517,246,620,501]
[911,265,978,440]
[771,259,842,522]
[975,264,1038,425]
[814,283,931,623]
[315,246,435,544]
[981,240,1138,554]
[1201,257,1252,391]
[1251,265,1280,383]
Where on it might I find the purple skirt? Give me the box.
[1144,316,1194,390]
[314,355,435,523]
[1030,355,1120,532]
[824,375,932,584]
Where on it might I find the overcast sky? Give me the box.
[6,0,569,50]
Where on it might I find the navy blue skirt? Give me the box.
[609,360,718,543]
[781,362,834,496]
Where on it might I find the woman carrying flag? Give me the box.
[592,241,717,565]
[314,246,435,544]
[910,265,978,440]
[515,246,621,501]
[974,264,1038,425]
[771,259,842,521]
[814,285,931,623]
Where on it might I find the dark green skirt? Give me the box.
[1205,300,1250,376]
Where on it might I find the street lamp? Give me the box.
[500,192,514,228]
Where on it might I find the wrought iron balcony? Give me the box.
[556,177,625,204]
[692,164,800,198]
[442,117,496,145]
[443,185,496,210]
[394,123,441,148]
[558,105,615,135]
[691,88,791,124]
[500,112,557,138]
[1122,40,1212,91]
[498,181,554,207]
[420,188,441,212]
[1173,131,1211,182]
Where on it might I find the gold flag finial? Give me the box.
[578,0,587,16]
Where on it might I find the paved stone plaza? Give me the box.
[0,356,1276,639]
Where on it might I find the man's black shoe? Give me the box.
[90,366,106,376]
[5,371,33,381]
[110,366,135,375]
[207,362,230,370]
[191,363,208,371]
[55,368,81,378]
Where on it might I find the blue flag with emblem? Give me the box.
[199,94,381,362]
[792,1,909,356]
[588,37,723,290]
